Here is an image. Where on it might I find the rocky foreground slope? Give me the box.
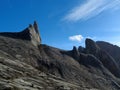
[0,22,120,90]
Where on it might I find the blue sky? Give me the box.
[0,0,120,50]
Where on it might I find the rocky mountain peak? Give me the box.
[0,21,41,47]
[27,21,41,46]
[85,38,100,54]
[33,21,39,33]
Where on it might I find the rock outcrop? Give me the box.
[0,22,120,90]
[0,21,41,46]
[85,38,120,78]
[96,41,120,67]
[85,38,100,55]
[27,21,41,46]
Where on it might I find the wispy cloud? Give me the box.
[64,0,120,22]
[69,35,83,42]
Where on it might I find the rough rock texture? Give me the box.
[96,41,120,67]
[85,38,100,55]
[85,38,120,78]
[0,23,120,90]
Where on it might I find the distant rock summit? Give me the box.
[0,21,41,46]
[0,22,120,90]
[27,21,41,46]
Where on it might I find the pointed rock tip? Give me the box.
[29,24,33,28]
[85,38,94,43]
[73,46,77,50]
[34,20,37,25]
[72,46,79,54]
[33,21,39,34]
[23,21,41,46]
[85,38,96,46]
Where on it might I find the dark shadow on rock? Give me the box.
[0,28,31,40]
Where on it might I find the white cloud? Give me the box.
[64,0,120,22]
[69,35,83,42]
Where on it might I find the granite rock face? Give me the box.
[85,38,100,55]
[96,41,120,67]
[0,22,120,90]
[85,38,120,78]
[28,21,41,46]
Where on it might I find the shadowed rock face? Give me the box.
[85,38,100,55]
[96,41,120,67]
[1,22,120,90]
[79,53,103,68]
[85,39,120,78]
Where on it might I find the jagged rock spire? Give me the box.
[0,21,41,47]
[33,21,39,34]
[27,21,41,46]
[85,38,100,55]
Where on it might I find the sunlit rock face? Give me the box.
[27,21,41,46]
